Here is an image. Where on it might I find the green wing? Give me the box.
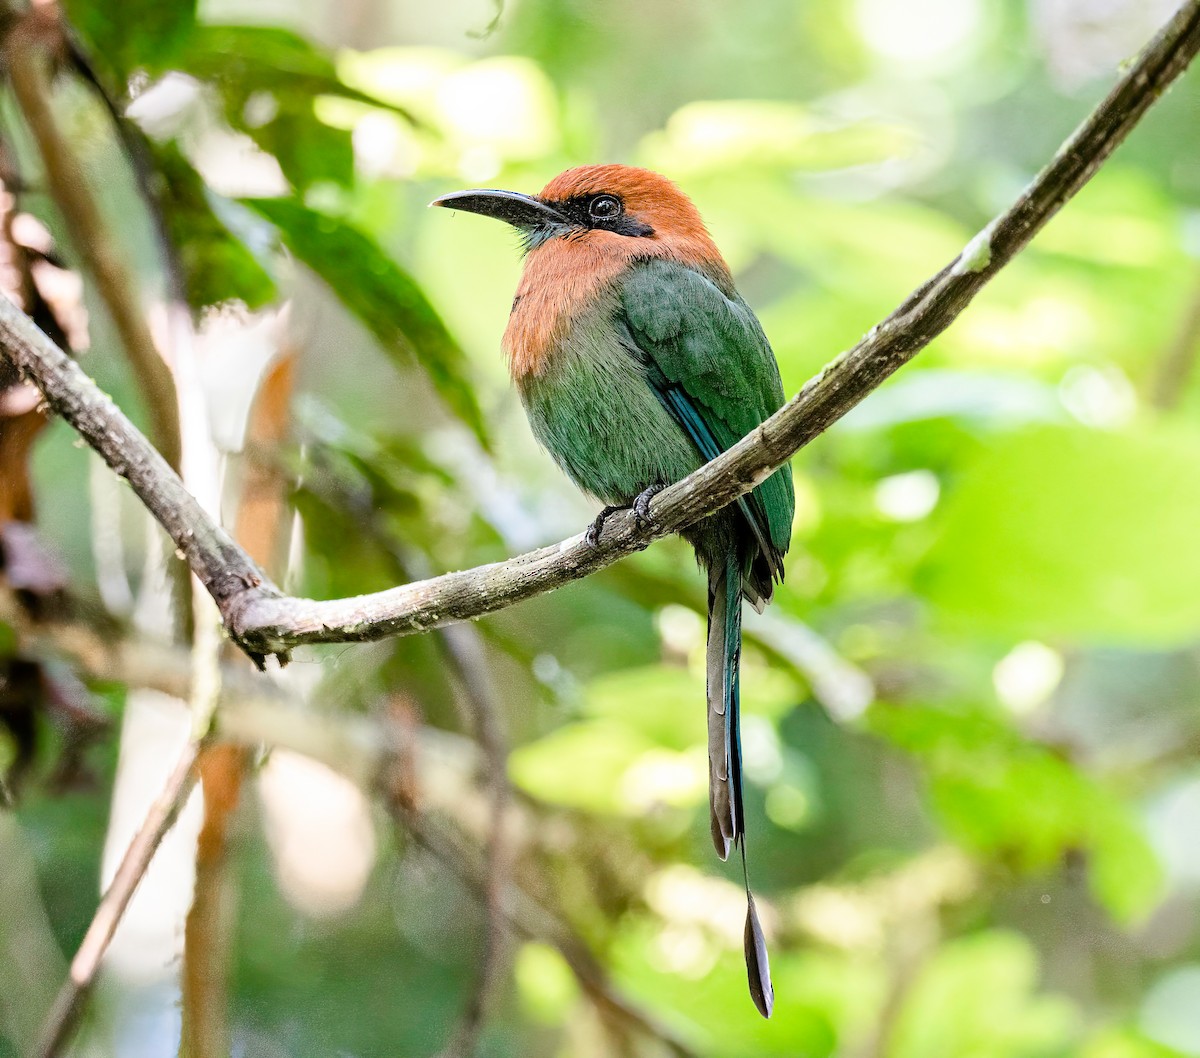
[618,257,795,573]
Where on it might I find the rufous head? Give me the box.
[431,164,727,278]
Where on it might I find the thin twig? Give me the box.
[17,596,671,1056]
[1151,271,1200,409]
[3,10,182,472]
[2,7,195,639]
[301,454,514,1056]
[34,739,203,1058]
[179,608,232,1058]
[180,349,294,1058]
[180,743,242,1058]
[0,0,1196,664]
[400,808,698,1058]
[435,622,511,1058]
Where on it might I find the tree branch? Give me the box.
[0,0,1196,663]
[399,809,699,1058]
[3,8,183,473]
[35,739,203,1058]
[434,622,512,1058]
[13,597,684,1057]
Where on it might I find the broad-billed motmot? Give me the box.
[433,165,795,1017]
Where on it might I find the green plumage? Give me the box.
[620,260,794,567]
[518,257,793,880]
[519,258,793,590]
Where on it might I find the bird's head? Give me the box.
[431,164,717,258]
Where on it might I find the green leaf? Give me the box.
[889,932,1079,1058]
[179,26,414,114]
[868,702,1163,922]
[172,25,416,189]
[62,0,196,85]
[243,197,489,448]
[509,721,658,814]
[919,423,1200,645]
[610,918,882,1058]
[1082,1026,1190,1058]
[148,143,276,311]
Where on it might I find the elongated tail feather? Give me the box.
[744,892,774,1018]
[708,554,775,1018]
[706,555,743,859]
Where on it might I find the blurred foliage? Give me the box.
[3,0,1200,1056]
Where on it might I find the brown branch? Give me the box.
[300,454,514,1056]
[435,622,511,1058]
[180,743,242,1058]
[3,10,182,473]
[181,348,295,1058]
[15,598,680,1057]
[35,739,203,1058]
[0,0,1197,665]
[0,296,274,639]
[399,809,698,1058]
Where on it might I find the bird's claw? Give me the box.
[585,486,665,546]
[585,505,623,547]
[632,484,665,529]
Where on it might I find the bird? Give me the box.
[432,164,794,1017]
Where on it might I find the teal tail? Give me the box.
[706,555,743,859]
[706,554,774,1019]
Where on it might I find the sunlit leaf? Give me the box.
[869,702,1163,922]
[509,721,655,813]
[179,25,418,117]
[175,26,416,189]
[243,197,489,448]
[1081,1025,1191,1057]
[148,142,276,310]
[610,918,884,1057]
[889,932,1079,1058]
[919,424,1200,644]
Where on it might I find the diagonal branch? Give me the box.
[0,0,1197,663]
[35,739,204,1058]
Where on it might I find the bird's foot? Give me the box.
[585,504,625,547]
[585,486,666,546]
[633,484,666,529]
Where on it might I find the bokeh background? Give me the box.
[3,0,1200,1055]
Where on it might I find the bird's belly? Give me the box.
[517,325,702,506]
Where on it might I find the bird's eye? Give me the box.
[589,195,622,221]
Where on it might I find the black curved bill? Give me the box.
[429,189,570,231]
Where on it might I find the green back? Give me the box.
[619,258,795,563]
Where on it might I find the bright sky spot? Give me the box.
[874,469,940,522]
[992,641,1063,714]
[651,924,718,978]
[436,57,559,160]
[1059,364,1136,428]
[657,603,705,658]
[741,715,784,784]
[620,747,707,812]
[855,0,984,65]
